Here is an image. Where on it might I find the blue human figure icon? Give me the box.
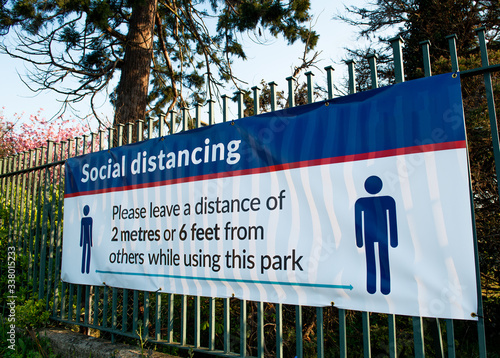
[354,176,398,295]
[80,205,93,274]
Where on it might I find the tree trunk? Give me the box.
[114,0,158,128]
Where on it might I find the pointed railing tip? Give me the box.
[388,34,405,43]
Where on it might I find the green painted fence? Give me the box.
[1,28,498,357]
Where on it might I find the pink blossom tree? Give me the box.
[0,108,91,158]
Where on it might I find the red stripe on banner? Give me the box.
[65,140,466,198]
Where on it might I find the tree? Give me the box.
[338,0,500,350]
[0,109,90,158]
[0,0,318,127]
[337,0,499,81]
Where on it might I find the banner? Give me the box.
[62,73,478,320]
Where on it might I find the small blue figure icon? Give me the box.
[80,205,93,274]
[354,176,398,295]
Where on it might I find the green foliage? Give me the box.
[0,320,59,358]
[338,0,499,86]
[15,299,51,330]
[0,0,318,125]
[431,51,500,299]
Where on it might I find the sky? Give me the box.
[0,0,371,130]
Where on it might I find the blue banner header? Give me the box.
[65,73,466,197]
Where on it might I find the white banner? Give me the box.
[62,73,478,320]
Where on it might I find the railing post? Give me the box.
[108,123,117,342]
[107,127,114,150]
[143,292,150,338]
[268,81,278,112]
[38,140,54,299]
[446,34,460,72]
[132,290,139,337]
[53,142,65,317]
[317,307,324,358]
[194,296,201,348]
[82,134,89,154]
[367,53,378,89]
[252,86,261,115]
[182,107,189,131]
[388,314,397,358]
[346,60,356,94]
[167,293,174,343]
[362,312,371,358]
[339,308,347,357]
[222,94,229,122]
[431,318,444,358]
[208,99,215,125]
[286,76,295,107]
[413,317,425,357]
[111,288,118,342]
[446,319,456,356]
[324,66,335,99]
[46,143,59,309]
[122,289,128,333]
[12,153,21,250]
[209,297,216,351]
[236,90,244,119]
[180,294,187,345]
[195,103,201,129]
[240,300,247,356]
[257,302,264,358]
[224,297,230,353]
[147,117,154,139]
[390,35,405,83]
[276,303,283,358]
[155,292,161,341]
[420,40,432,77]
[295,305,303,358]
[101,284,108,328]
[64,141,73,323]
[305,71,314,103]
[99,129,106,151]
[136,119,144,142]
[474,26,492,358]
[126,122,133,144]
[91,132,97,152]
[117,124,124,146]
[0,158,4,194]
[169,110,176,135]
[159,114,165,137]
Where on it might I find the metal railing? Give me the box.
[1,27,498,357]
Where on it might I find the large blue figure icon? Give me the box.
[80,205,93,274]
[355,176,398,295]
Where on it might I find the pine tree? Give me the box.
[337,0,499,81]
[0,0,318,126]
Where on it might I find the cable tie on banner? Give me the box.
[325,102,330,106]
[156,287,162,292]
[452,72,458,78]
[231,293,235,298]
[102,282,107,287]
[231,120,235,126]
[331,302,335,307]
[471,312,483,318]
